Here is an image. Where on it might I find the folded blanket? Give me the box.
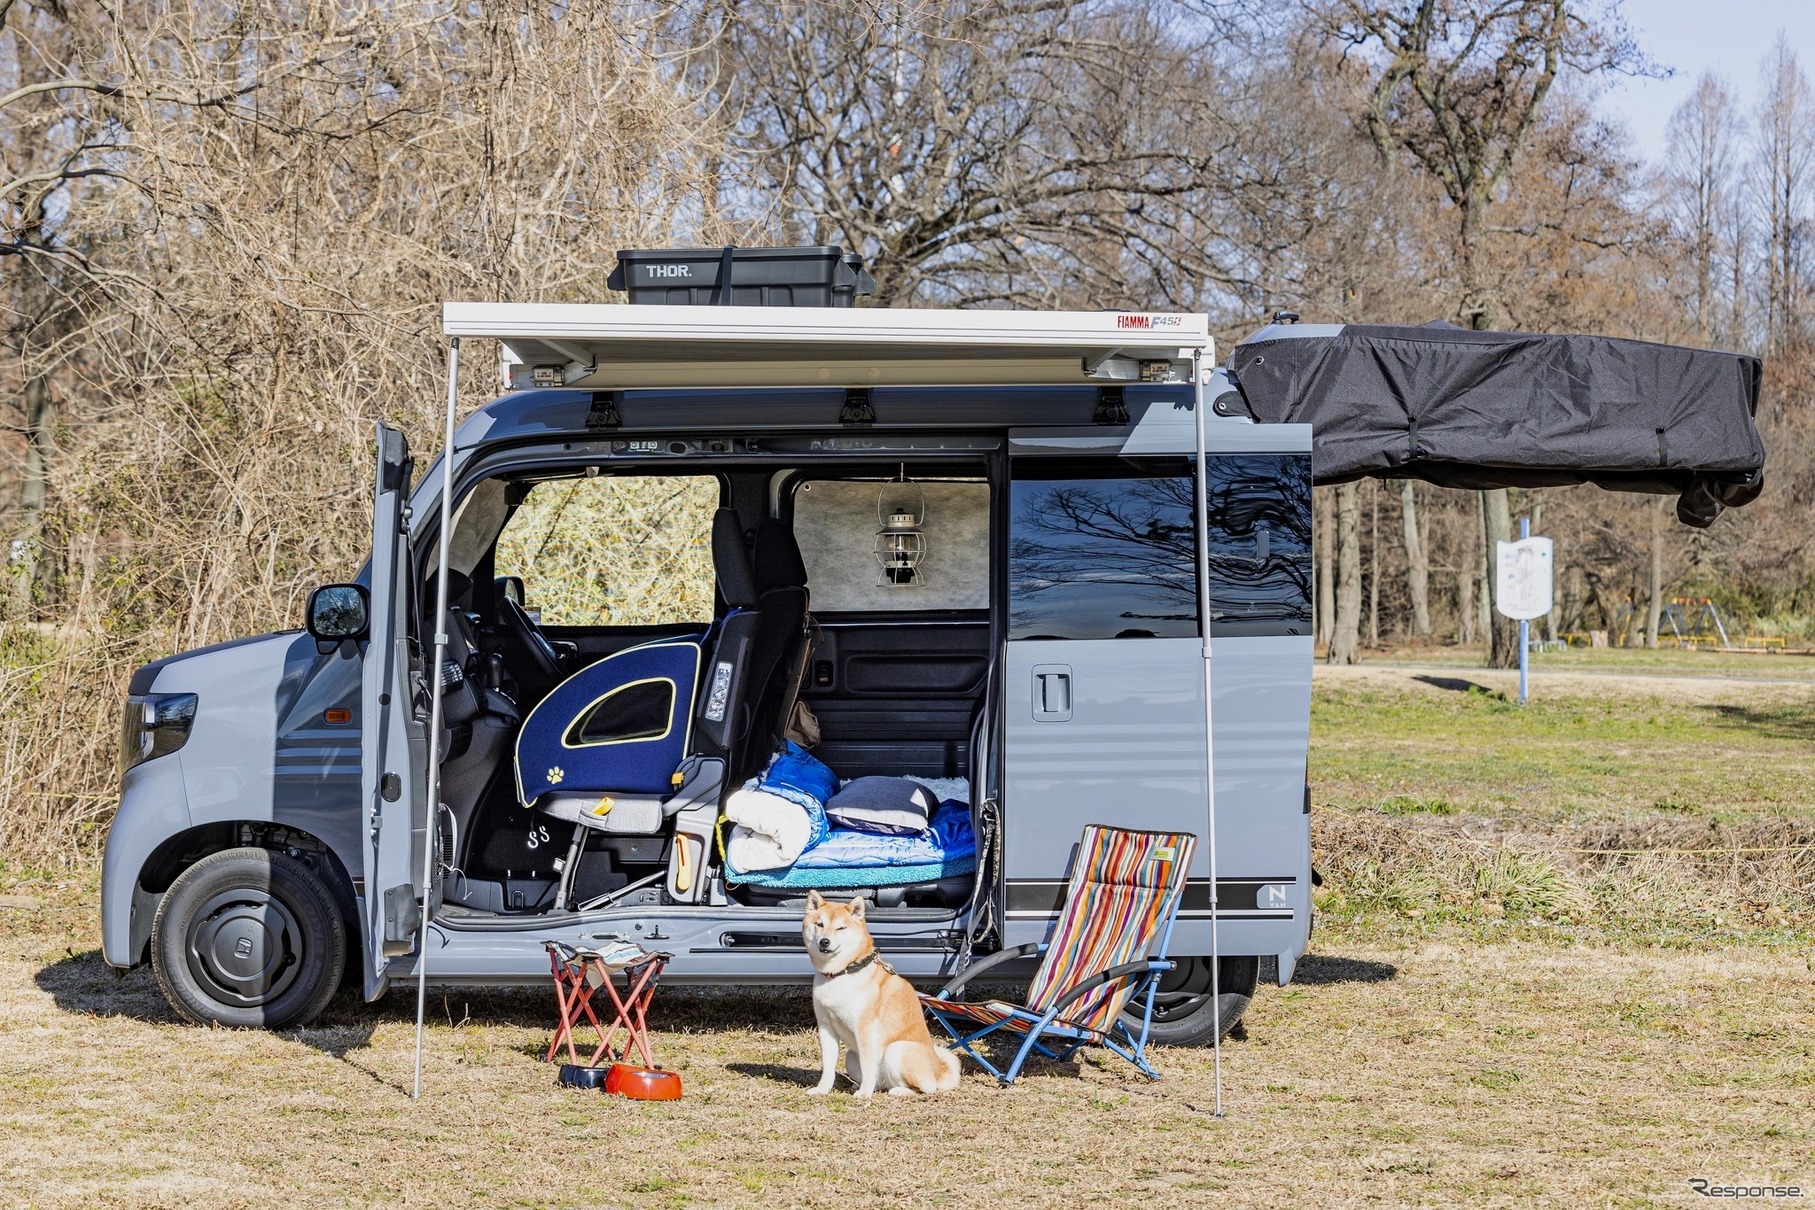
[724,787,814,871]
[755,741,836,848]
[790,800,974,869]
[724,742,841,871]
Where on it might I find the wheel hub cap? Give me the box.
[186,889,301,1008]
[1149,956,1214,1022]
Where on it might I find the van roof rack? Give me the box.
[444,302,1211,391]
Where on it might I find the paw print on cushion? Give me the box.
[547,766,564,785]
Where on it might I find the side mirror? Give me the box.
[307,584,370,642]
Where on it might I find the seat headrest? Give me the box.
[428,569,471,610]
[712,508,759,608]
[753,518,808,593]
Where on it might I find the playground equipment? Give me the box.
[1658,597,1732,650]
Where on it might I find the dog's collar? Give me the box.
[827,950,890,979]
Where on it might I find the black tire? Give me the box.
[1120,955,1259,1047]
[151,847,346,1029]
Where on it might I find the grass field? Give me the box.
[2,654,1811,1207]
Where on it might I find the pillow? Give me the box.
[754,741,837,848]
[825,777,935,836]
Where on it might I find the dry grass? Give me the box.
[1310,662,1815,947]
[2,658,1810,1205]
[0,886,1809,1208]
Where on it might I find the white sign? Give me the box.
[1495,537,1554,621]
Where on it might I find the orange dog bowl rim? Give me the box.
[605,1062,682,1100]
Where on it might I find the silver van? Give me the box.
[101,250,1309,1046]
[101,248,1760,1046]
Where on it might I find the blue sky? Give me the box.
[1599,0,1815,165]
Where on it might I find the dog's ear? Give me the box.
[805,890,825,910]
[848,896,867,920]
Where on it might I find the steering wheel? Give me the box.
[496,594,565,695]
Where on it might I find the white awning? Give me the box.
[441,301,1212,390]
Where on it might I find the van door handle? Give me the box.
[1032,665,1072,721]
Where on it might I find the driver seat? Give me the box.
[512,507,760,908]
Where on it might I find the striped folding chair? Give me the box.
[920,824,1196,1085]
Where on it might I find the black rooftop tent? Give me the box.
[1227,322,1765,527]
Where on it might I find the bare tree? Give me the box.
[1315,486,1336,647]
[1367,479,1380,646]
[709,0,1227,307]
[1317,0,1644,668]
[0,0,738,863]
[1645,495,1665,647]
[1659,73,1741,343]
[1753,35,1814,353]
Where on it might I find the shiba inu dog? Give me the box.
[802,890,961,1097]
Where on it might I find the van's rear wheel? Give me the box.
[1121,955,1258,1047]
[151,847,345,1030]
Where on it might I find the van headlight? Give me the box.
[120,693,198,776]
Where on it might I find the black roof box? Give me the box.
[608,245,876,307]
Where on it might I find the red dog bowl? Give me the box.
[605,1062,682,1100]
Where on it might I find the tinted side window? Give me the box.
[1008,456,1311,640]
[1205,455,1312,636]
[1010,461,1198,640]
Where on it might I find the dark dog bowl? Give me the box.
[558,1063,610,1090]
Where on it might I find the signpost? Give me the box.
[1495,519,1554,705]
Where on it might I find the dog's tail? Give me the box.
[935,1043,962,1090]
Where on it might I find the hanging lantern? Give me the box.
[875,471,927,588]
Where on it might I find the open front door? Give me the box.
[359,423,428,998]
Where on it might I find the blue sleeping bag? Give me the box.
[726,799,975,889]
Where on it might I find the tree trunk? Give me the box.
[1398,480,1430,639]
[1367,480,1380,648]
[1481,487,1518,668]
[1315,487,1335,649]
[1329,481,1362,665]
[1458,570,1476,645]
[9,371,54,613]
[1460,194,1494,331]
[1647,496,1665,649]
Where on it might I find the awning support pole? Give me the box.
[414,335,461,1100]
[1518,515,1530,706]
[1190,346,1223,1119]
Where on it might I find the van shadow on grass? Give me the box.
[32,947,390,1078]
[33,946,177,1024]
[1292,954,1397,984]
[727,1044,1085,1089]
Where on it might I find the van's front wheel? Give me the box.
[1122,955,1258,1047]
[151,847,346,1030]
